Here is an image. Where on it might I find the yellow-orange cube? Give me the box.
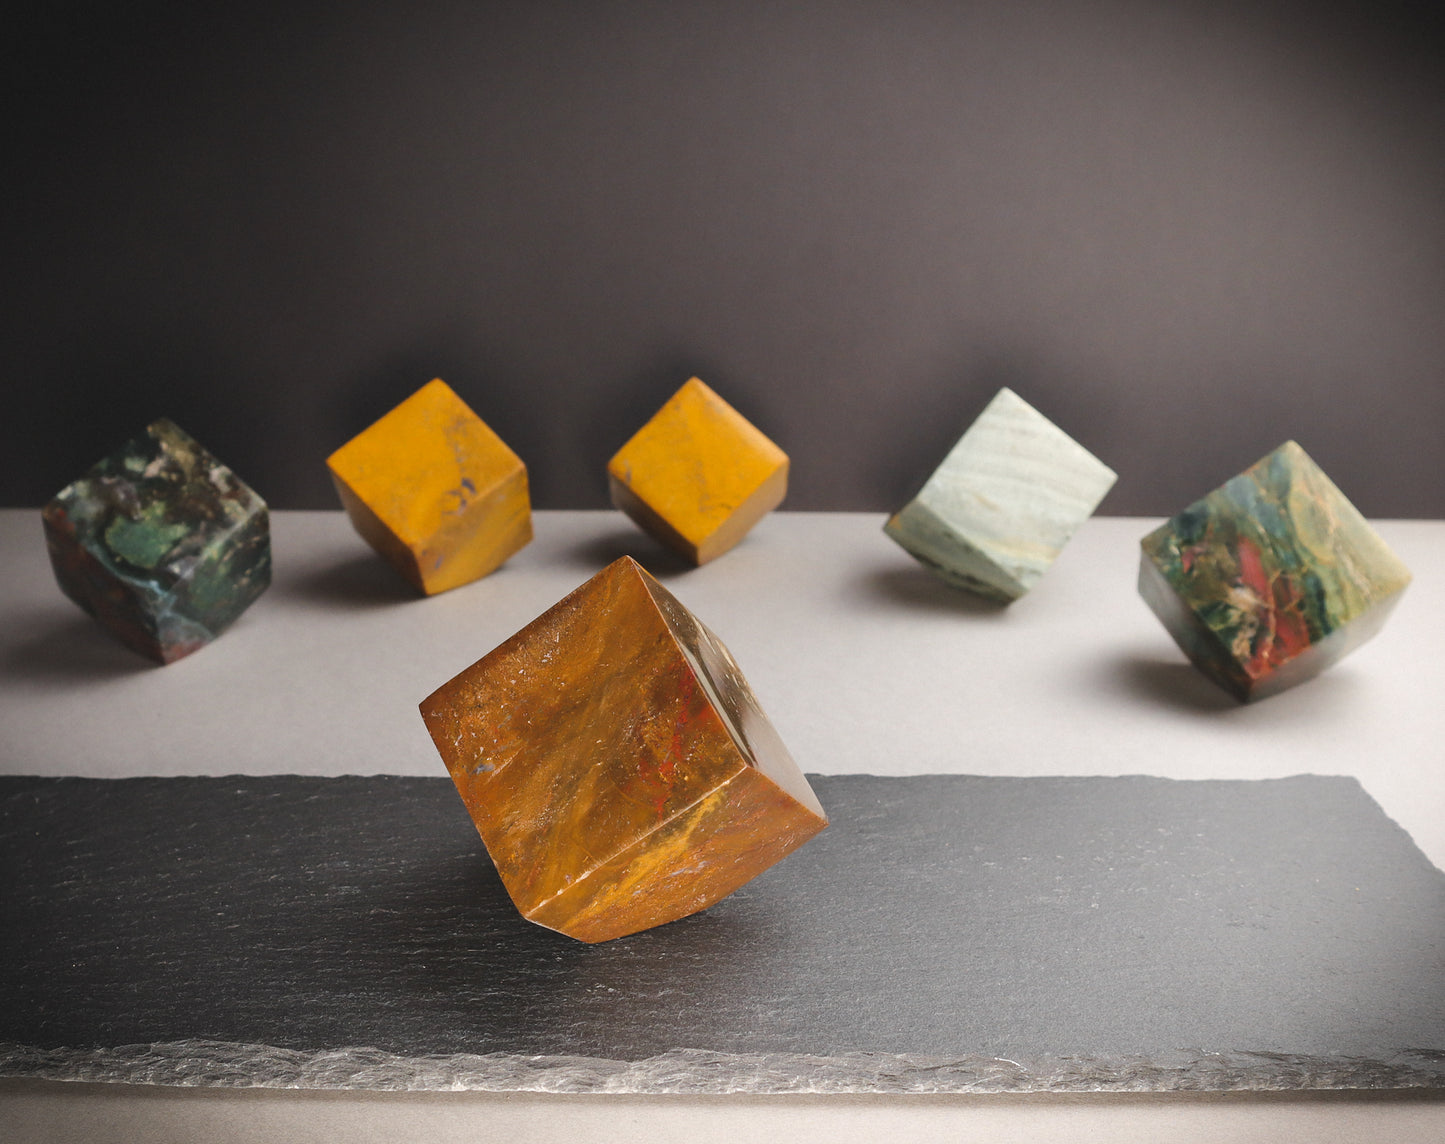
[327,379,531,595]
[607,377,788,564]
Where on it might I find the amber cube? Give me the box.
[607,377,788,564]
[419,556,827,943]
[327,379,531,594]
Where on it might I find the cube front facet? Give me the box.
[418,555,827,943]
[1139,441,1412,702]
[327,379,532,595]
[607,377,789,565]
[41,418,271,664]
[884,388,1117,601]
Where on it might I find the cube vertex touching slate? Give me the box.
[607,377,789,565]
[884,388,1117,601]
[41,418,271,664]
[327,378,532,595]
[1139,440,1412,702]
[418,555,828,943]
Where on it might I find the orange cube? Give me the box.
[607,377,789,564]
[327,379,531,594]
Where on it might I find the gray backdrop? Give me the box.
[6,0,1443,516]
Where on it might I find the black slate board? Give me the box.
[2,774,1443,1093]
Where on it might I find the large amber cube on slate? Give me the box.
[419,555,827,942]
[1139,441,1412,702]
[327,379,531,595]
[41,418,271,664]
[607,377,789,565]
[884,388,1117,602]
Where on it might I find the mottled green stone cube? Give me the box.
[884,388,1117,601]
[42,419,271,664]
[1139,441,1411,702]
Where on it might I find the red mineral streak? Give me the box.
[1272,578,1312,654]
[1236,537,1270,601]
[1237,539,1313,682]
[652,666,697,819]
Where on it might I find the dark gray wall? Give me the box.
[7,1,1444,515]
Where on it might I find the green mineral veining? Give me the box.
[1139,441,1411,701]
[104,502,192,571]
[41,418,271,664]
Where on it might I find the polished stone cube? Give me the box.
[1139,441,1412,702]
[884,388,1117,601]
[608,377,788,565]
[419,556,827,943]
[327,379,531,595]
[42,418,271,664]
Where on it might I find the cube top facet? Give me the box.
[327,378,532,595]
[419,555,827,943]
[607,377,789,565]
[42,418,271,664]
[884,388,1117,601]
[1139,440,1412,702]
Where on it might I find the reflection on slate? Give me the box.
[3,774,1444,1093]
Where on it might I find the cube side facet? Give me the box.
[415,465,533,593]
[528,763,827,943]
[692,457,789,565]
[328,468,426,590]
[606,468,704,563]
[167,503,272,656]
[884,500,1026,602]
[1137,547,1254,700]
[640,570,825,819]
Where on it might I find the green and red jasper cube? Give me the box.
[1139,441,1411,702]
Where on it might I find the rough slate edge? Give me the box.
[4,1041,1445,1095]
[4,774,1444,1095]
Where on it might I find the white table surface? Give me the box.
[2,508,1442,1142]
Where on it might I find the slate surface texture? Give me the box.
[3,774,1443,1093]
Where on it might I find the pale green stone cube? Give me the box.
[884,389,1117,601]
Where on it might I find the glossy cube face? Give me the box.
[41,418,271,664]
[418,556,827,943]
[327,379,532,595]
[607,378,789,565]
[1139,441,1412,702]
[884,388,1117,602]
